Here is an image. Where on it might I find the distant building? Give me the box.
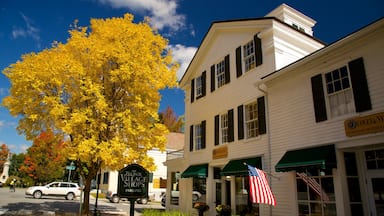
[99,132,184,201]
[1,153,11,184]
[164,3,384,216]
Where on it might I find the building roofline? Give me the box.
[179,17,325,85]
[260,17,384,82]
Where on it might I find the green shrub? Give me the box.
[143,209,189,216]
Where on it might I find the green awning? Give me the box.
[181,164,208,178]
[275,144,336,172]
[221,157,262,176]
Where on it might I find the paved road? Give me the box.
[0,187,164,215]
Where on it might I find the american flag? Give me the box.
[247,165,276,206]
[296,172,330,202]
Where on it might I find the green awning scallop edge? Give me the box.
[181,164,208,178]
[275,144,336,172]
[221,157,262,176]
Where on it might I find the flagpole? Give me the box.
[243,162,280,180]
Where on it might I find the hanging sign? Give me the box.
[118,164,149,199]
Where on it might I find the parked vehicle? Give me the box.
[171,190,202,201]
[25,182,81,200]
[160,191,201,207]
[161,194,166,207]
[106,191,154,204]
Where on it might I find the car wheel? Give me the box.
[138,198,148,204]
[111,195,120,203]
[66,192,75,200]
[33,190,42,199]
[192,194,199,201]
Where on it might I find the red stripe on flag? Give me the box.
[248,166,276,206]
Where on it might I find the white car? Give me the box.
[25,182,81,200]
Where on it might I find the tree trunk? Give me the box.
[81,177,92,215]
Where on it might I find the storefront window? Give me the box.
[296,168,336,216]
[170,172,180,205]
[344,152,363,216]
[193,178,206,203]
[235,177,259,215]
[365,149,384,169]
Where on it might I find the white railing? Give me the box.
[166,149,184,160]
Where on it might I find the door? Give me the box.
[368,177,384,216]
[215,181,222,205]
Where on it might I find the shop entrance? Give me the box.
[367,173,384,216]
[365,148,384,216]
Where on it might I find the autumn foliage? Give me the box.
[19,132,66,183]
[0,144,10,173]
[2,14,178,214]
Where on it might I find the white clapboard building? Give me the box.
[164,3,384,216]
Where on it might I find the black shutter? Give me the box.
[211,65,215,92]
[191,79,195,103]
[236,46,242,77]
[214,115,219,146]
[189,125,194,151]
[237,105,244,140]
[254,34,263,66]
[311,74,328,122]
[224,55,230,84]
[201,120,206,149]
[257,97,266,135]
[201,71,206,97]
[348,57,372,112]
[228,109,234,142]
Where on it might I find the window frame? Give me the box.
[296,169,336,216]
[194,123,203,151]
[216,59,226,88]
[324,65,355,118]
[243,40,256,72]
[195,75,203,98]
[220,113,229,144]
[244,101,259,139]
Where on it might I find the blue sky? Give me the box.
[0,0,383,153]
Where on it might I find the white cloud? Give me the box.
[12,13,41,45]
[168,44,197,81]
[0,121,4,129]
[99,0,185,31]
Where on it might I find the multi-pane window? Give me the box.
[194,124,203,150]
[245,102,258,138]
[221,113,229,144]
[243,40,256,72]
[365,149,384,169]
[297,169,336,216]
[103,172,109,184]
[196,75,203,97]
[325,66,354,118]
[216,60,226,88]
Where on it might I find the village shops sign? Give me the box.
[344,112,384,137]
[118,164,149,215]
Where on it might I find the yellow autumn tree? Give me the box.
[2,14,178,215]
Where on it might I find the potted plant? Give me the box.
[193,202,209,216]
[215,204,231,216]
